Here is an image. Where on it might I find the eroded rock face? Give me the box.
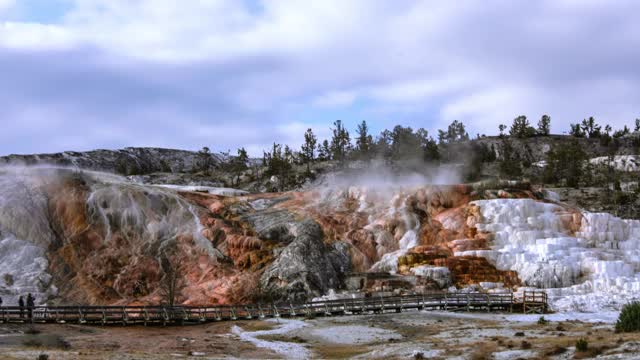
[0,167,566,306]
[260,220,350,302]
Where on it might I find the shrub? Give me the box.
[537,316,549,325]
[615,301,640,332]
[3,273,13,286]
[575,338,588,352]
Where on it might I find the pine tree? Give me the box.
[355,120,373,161]
[510,115,535,138]
[498,139,522,178]
[300,128,317,172]
[197,146,214,174]
[317,139,331,161]
[569,123,585,137]
[581,117,601,138]
[498,124,507,137]
[230,147,248,186]
[263,143,292,191]
[537,115,551,136]
[330,120,351,166]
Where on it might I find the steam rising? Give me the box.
[310,161,462,193]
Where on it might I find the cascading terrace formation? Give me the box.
[0,167,639,316]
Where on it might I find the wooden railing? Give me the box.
[0,291,548,326]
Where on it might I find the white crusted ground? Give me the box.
[457,199,640,312]
[589,155,640,172]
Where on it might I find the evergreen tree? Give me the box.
[635,118,640,132]
[355,120,373,160]
[569,123,585,137]
[263,143,292,191]
[537,115,551,136]
[300,128,317,172]
[439,120,469,144]
[613,125,630,138]
[544,139,587,187]
[510,115,536,138]
[373,129,393,163]
[330,120,351,166]
[197,146,214,174]
[229,147,248,186]
[498,124,507,137]
[317,139,331,161]
[498,139,522,178]
[581,117,601,138]
[416,128,440,162]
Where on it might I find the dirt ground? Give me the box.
[1,311,640,359]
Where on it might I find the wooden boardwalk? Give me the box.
[0,291,548,326]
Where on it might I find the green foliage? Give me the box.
[497,139,522,178]
[581,116,601,138]
[615,301,640,333]
[317,139,331,161]
[300,128,317,171]
[355,120,373,161]
[599,132,612,147]
[544,138,587,187]
[569,123,585,137]
[464,142,496,181]
[575,338,589,352]
[537,316,549,325]
[498,124,507,137]
[385,125,439,162]
[197,146,214,174]
[510,115,536,138]
[537,115,551,136]
[613,125,630,138]
[635,118,640,132]
[226,147,249,186]
[330,120,351,166]
[263,143,293,191]
[438,120,469,144]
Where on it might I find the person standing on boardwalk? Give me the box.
[18,296,24,318]
[26,293,34,320]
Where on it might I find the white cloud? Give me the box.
[0,1,639,154]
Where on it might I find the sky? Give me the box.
[0,0,639,156]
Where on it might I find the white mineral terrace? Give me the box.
[457,199,640,312]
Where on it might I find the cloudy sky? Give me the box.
[0,0,639,156]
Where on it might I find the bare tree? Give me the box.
[158,250,185,306]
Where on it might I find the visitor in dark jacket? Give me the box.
[18,296,24,318]
[26,293,35,319]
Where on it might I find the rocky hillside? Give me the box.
[0,147,224,175]
[447,133,640,163]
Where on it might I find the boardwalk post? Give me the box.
[444,292,448,311]
[486,294,490,313]
[466,293,470,312]
[523,291,527,314]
